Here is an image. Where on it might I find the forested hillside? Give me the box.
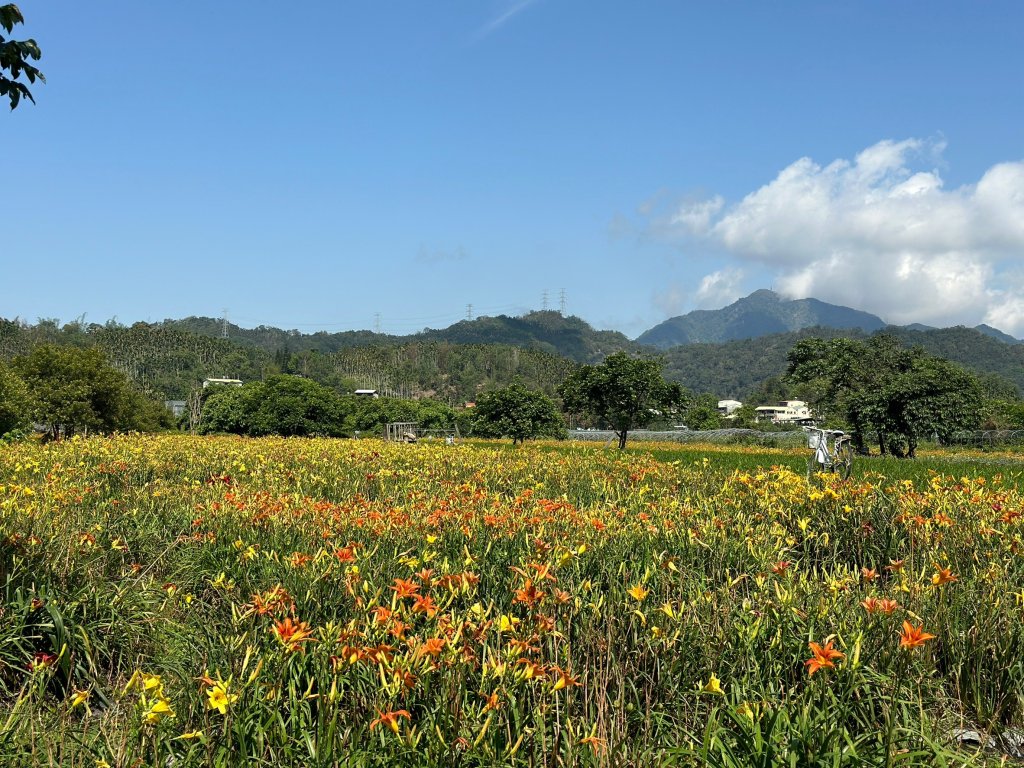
[638,290,888,347]
[166,310,638,363]
[0,319,574,404]
[664,325,1024,398]
[2,315,1020,406]
[0,319,269,399]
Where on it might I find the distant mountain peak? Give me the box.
[973,324,1021,345]
[637,291,887,348]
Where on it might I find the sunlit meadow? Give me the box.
[1,435,1022,766]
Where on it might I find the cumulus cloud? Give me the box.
[695,267,745,308]
[668,139,1024,335]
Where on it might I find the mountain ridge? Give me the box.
[636,290,1021,347]
[637,290,888,347]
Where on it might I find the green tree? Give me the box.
[726,403,758,428]
[199,385,250,435]
[13,345,160,438]
[473,383,565,444]
[1,4,43,109]
[559,352,686,449]
[0,359,31,435]
[981,398,1024,430]
[682,393,723,430]
[201,376,350,437]
[787,335,984,457]
[248,376,348,437]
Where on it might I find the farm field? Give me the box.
[1,435,1023,767]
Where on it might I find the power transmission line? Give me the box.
[221,309,229,338]
[541,290,549,311]
[466,304,473,321]
[559,288,566,314]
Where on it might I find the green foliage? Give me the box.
[560,352,687,448]
[980,398,1024,430]
[472,383,565,444]
[246,376,348,437]
[0,3,44,109]
[0,359,31,435]
[787,335,985,457]
[201,376,349,437]
[661,325,1024,401]
[341,395,456,434]
[3,316,1020,437]
[170,309,637,364]
[12,345,169,438]
[200,378,460,438]
[682,393,724,430]
[662,327,865,400]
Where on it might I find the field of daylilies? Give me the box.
[1,435,1023,767]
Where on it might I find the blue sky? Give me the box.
[4,1,1024,336]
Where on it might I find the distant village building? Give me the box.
[718,399,742,417]
[203,378,243,388]
[754,400,813,424]
[354,389,380,398]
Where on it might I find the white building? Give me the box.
[754,400,813,424]
[718,399,743,417]
[202,378,243,388]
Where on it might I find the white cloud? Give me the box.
[669,139,1024,335]
[695,267,745,308]
[670,196,724,234]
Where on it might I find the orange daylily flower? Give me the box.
[480,690,502,712]
[550,665,581,691]
[250,585,293,616]
[877,598,899,615]
[394,668,417,690]
[391,578,420,599]
[899,621,936,650]
[514,579,545,607]
[417,637,446,658]
[805,639,845,676]
[288,551,311,569]
[272,616,315,652]
[370,709,411,734]
[411,594,438,618]
[333,546,356,563]
[517,659,546,680]
[931,565,957,586]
